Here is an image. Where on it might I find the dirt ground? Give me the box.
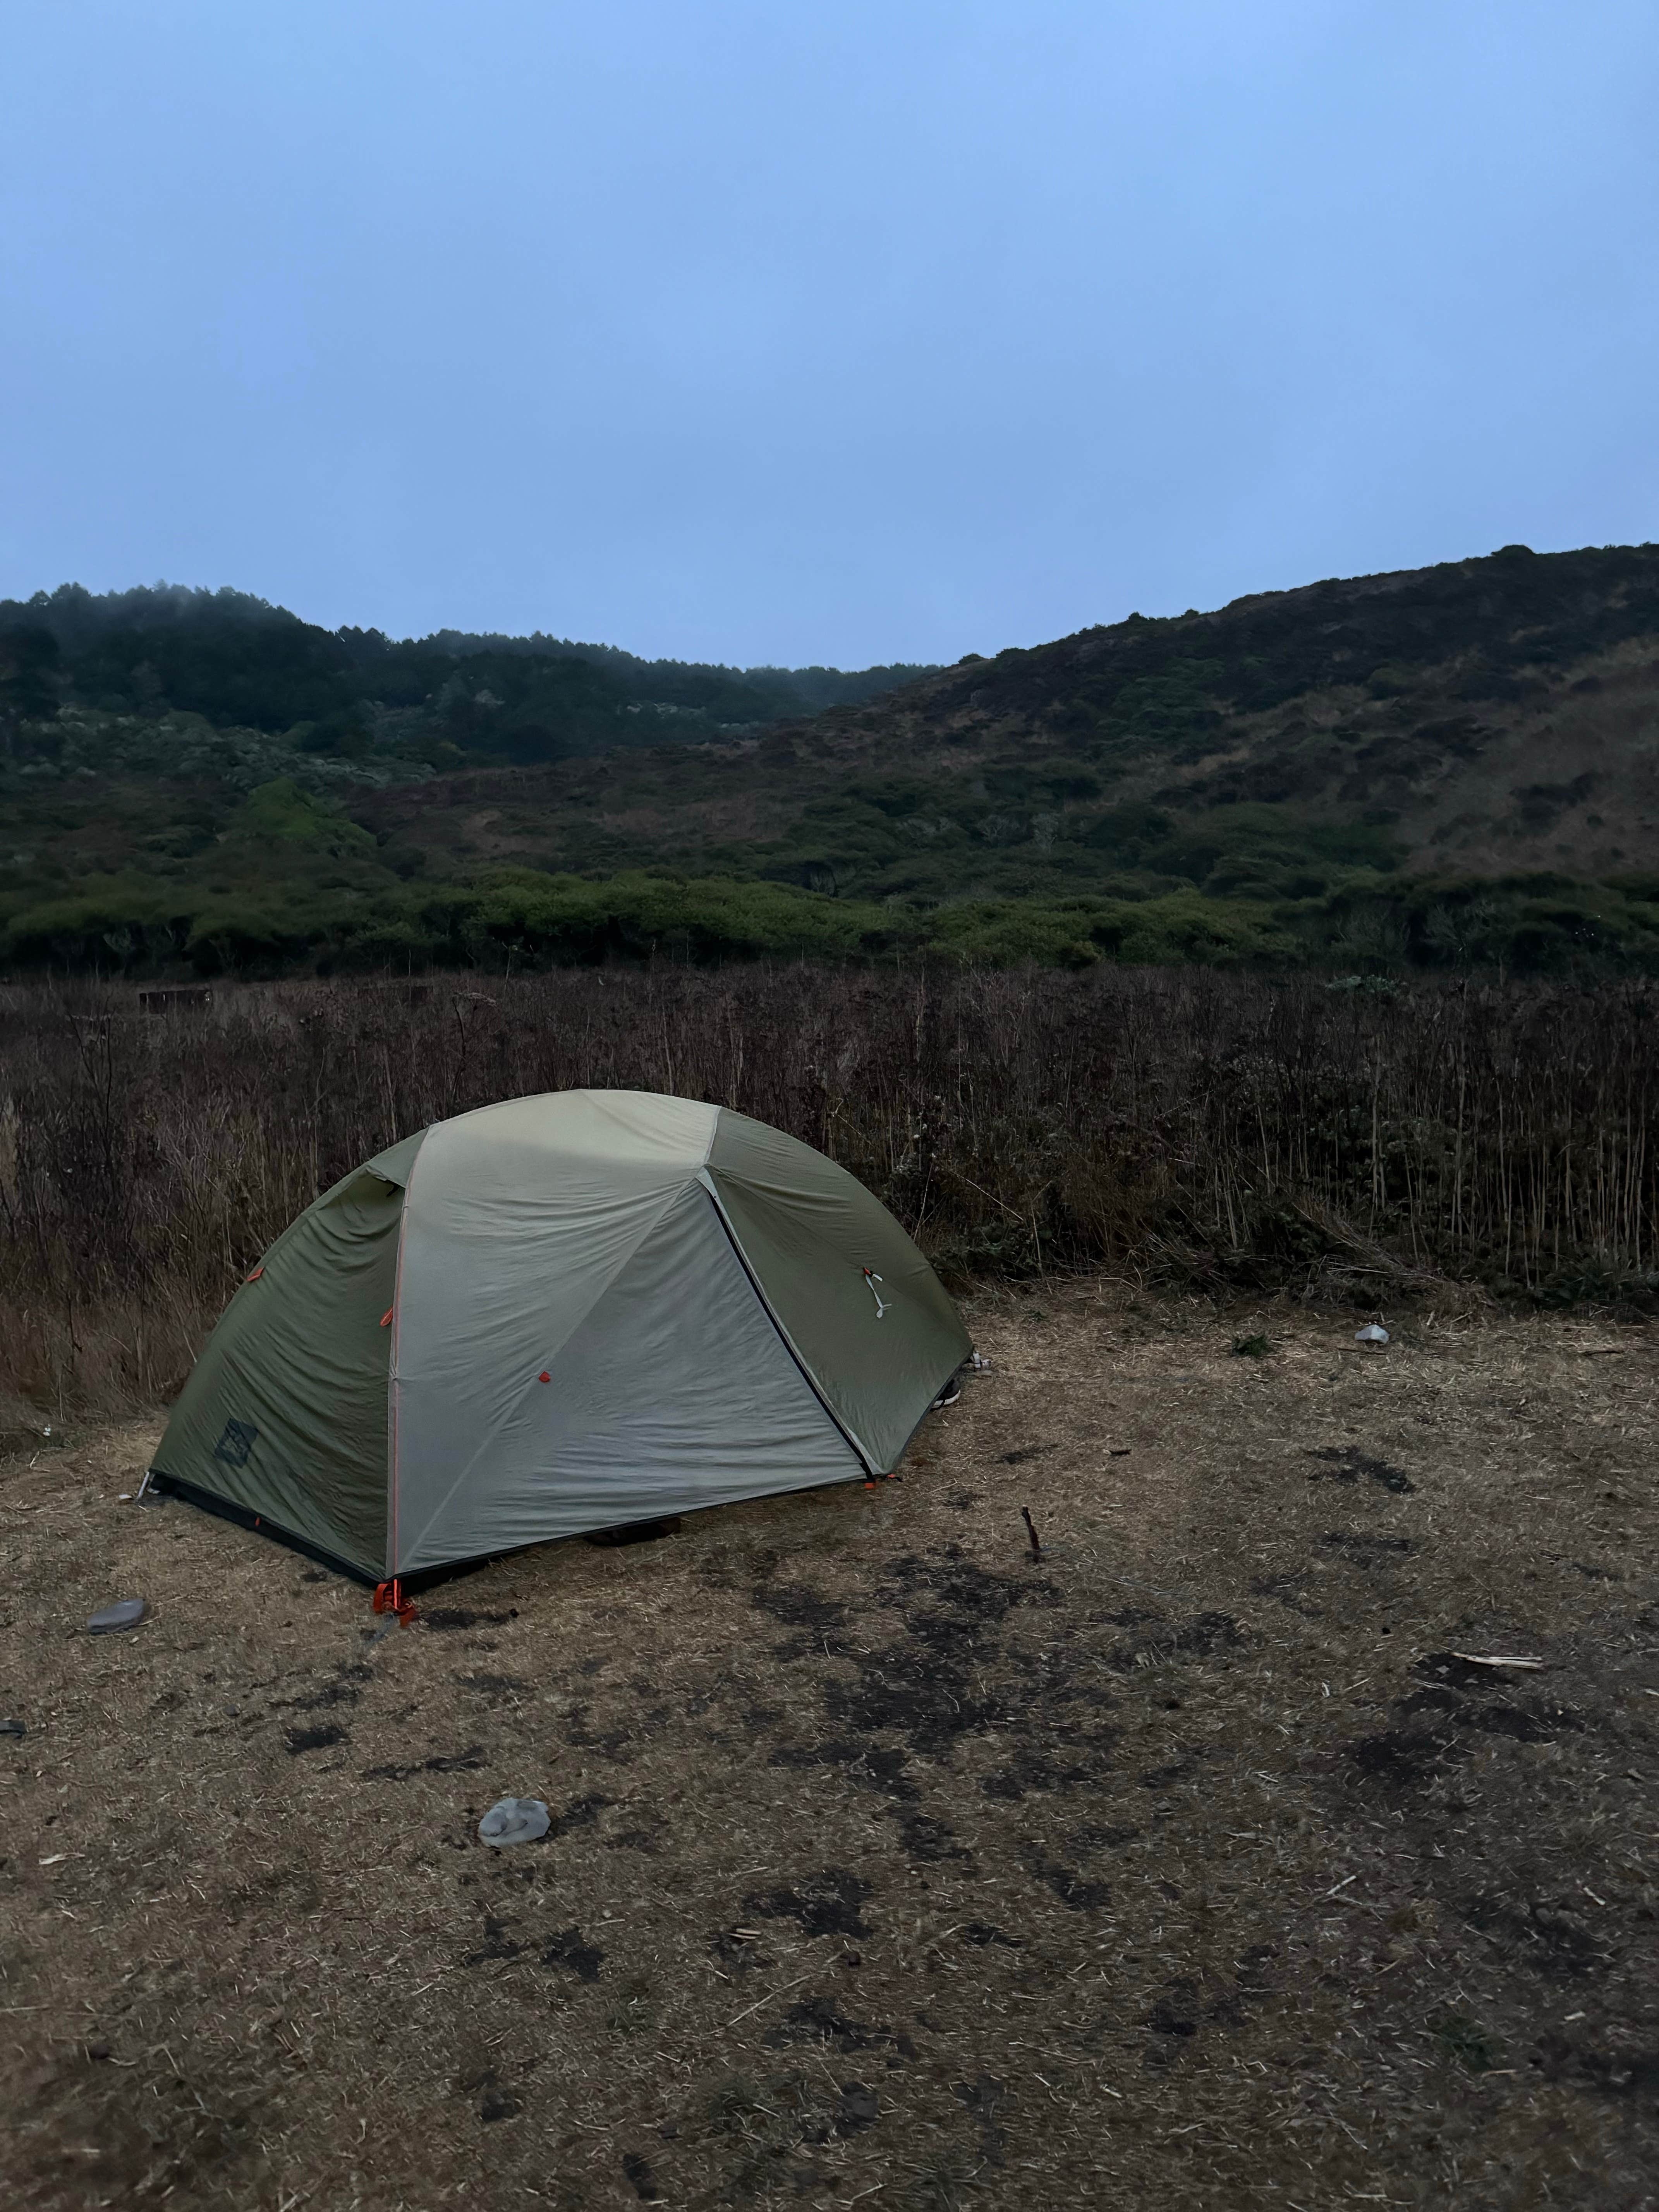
[2,1284,1656,2212]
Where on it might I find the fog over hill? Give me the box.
[5,544,1659,975]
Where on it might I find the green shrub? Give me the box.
[234,777,377,857]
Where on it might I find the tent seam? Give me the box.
[386,1131,429,1577]
[697,1168,877,1473]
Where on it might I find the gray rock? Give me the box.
[87,1599,146,1633]
[478,1796,550,1846]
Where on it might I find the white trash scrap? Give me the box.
[478,1797,551,1846]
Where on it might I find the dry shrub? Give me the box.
[3,964,1656,1415]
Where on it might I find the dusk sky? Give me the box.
[3,2,1656,666]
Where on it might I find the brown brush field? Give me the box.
[8,966,1659,1435]
[4,1283,1656,2210]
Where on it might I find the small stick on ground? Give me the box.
[1021,1506,1042,1561]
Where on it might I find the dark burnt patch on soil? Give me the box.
[745,1869,875,1941]
[831,1547,1066,1757]
[763,1996,879,2052]
[757,1537,1145,1903]
[709,1930,769,1976]
[542,1926,606,1982]
[1307,1445,1416,1494]
[835,2082,879,2135]
[274,1660,373,1714]
[754,1583,848,1634]
[1021,1845,1110,1911]
[621,2148,665,2201]
[459,2063,520,2123]
[1146,1978,1202,2041]
[606,1822,666,1853]
[284,1721,348,1755]
[1141,1961,1270,2073]
[547,1791,614,1838]
[767,1736,920,1800]
[1347,1655,1587,1788]
[5,2040,273,2207]
[1534,2030,1659,2099]
[560,1701,670,1762]
[463,1913,525,1966]
[1347,1721,1460,1787]
[361,1744,486,1780]
[1463,1892,1604,1979]
[1414,1649,1542,1691]
[953,2074,1008,2165]
[1138,1750,1204,1790]
[896,1810,970,1863]
[452,1671,532,1704]
[1250,1570,1323,1616]
[1073,1821,1140,1853]
[982,1734,1116,1800]
[961,1922,1022,1949]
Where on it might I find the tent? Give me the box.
[148,1089,972,1590]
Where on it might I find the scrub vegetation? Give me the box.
[5,541,1659,979]
[5,962,1658,1430]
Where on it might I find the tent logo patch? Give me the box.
[213,1419,259,1468]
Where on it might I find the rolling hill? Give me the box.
[5,543,1659,974]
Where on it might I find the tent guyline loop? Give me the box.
[863,1267,888,1319]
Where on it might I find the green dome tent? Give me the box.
[149,1090,972,1590]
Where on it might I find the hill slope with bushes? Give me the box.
[4,543,1659,974]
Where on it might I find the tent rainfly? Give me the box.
[148,1090,972,1592]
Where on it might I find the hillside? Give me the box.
[359,542,1659,890]
[6,544,1659,974]
[0,582,935,764]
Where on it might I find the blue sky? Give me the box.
[2,2,1656,665]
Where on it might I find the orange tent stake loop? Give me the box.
[373,1579,417,1625]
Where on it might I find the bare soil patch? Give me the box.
[2,1286,1656,2209]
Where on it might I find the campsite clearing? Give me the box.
[2,1285,1656,2210]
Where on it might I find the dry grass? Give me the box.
[6,966,1659,1431]
[3,1286,1656,2210]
